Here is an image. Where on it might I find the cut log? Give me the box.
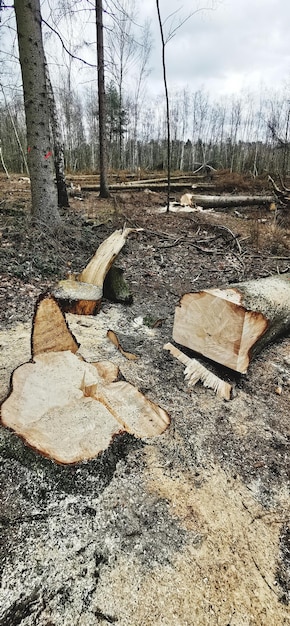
[52,228,140,314]
[173,274,290,373]
[190,194,274,209]
[1,297,170,463]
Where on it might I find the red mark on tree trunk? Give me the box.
[44,151,52,159]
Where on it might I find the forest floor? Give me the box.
[0,172,289,625]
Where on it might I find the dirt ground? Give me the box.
[0,173,289,625]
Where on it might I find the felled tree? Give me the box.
[172,274,290,374]
[1,296,170,464]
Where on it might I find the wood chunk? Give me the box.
[53,228,140,315]
[52,279,103,315]
[32,295,79,357]
[79,228,140,287]
[189,194,274,209]
[164,342,232,400]
[173,274,290,373]
[1,351,170,464]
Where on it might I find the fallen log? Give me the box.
[189,194,274,209]
[1,297,170,464]
[173,274,290,373]
[80,182,214,192]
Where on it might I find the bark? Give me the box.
[0,143,9,178]
[14,0,60,227]
[96,0,110,198]
[173,273,290,373]
[45,62,69,208]
[190,194,274,208]
[79,182,214,192]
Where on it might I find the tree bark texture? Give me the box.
[173,274,290,373]
[14,0,60,226]
[190,194,274,208]
[96,0,110,198]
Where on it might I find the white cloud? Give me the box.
[138,0,290,97]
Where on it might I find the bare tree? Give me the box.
[156,0,171,212]
[96,0,110,198]
[107,0,138,168]
[131,19,152,170]
[44,61,69,207]
[14,0,61,226]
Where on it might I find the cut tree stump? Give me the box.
[1,296,169,464]
[52,280,103,315]
[173,274,290,373]
[52,228,140,314]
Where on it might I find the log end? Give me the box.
[173,291,268,373]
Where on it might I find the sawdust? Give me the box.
[0,175,289,624]
[92,448,289,626]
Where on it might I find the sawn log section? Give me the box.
[173,274,290,373]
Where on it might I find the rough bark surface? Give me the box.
[190,194,274,208]
[14,0,60,226]
[96,0,110,198]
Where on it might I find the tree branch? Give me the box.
[42,18,97,68]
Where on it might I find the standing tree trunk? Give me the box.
[14,0,61,226]
[45,61,69,208]
[96,0,110,198]
[156,0,171,212]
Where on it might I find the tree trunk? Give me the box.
[173,274,290,373]
[45,61,69,208]
[190,194,274,208]
[95,0,110,198]
[14,0,60,227]
[156,0,171,212]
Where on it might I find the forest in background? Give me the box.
[1,0,290,177]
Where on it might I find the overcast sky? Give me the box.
[2,0,290,103]
[136,0,290,98]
